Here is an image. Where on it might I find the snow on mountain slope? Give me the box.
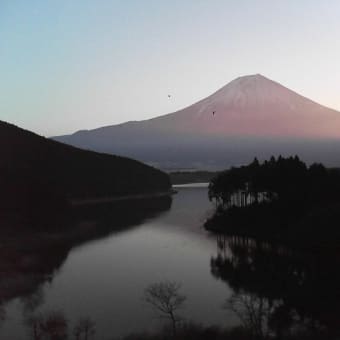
[143,74,340,138]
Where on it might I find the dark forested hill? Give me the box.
[0,120,170,213]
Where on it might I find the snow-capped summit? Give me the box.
[148,74,340,139]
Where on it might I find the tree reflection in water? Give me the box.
[0,195,172,331]
[211,235,340,339]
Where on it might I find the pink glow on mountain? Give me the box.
[147,74,340,139]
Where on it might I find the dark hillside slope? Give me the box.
[0,121,170,210]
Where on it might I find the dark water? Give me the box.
[0,185,239,339]
[2,185,338,339]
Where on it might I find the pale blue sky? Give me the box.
[1,0,340,136]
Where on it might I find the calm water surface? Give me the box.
[0,186,238,339]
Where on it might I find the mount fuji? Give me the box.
[53,75,340,169]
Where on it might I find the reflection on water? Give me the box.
[0,187,236,339]
[0,195,173,339]
[1,186,338,339]
[211,235,340,339]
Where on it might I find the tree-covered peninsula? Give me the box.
[206,156,340,246]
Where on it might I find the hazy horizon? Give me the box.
[2,1,340,136]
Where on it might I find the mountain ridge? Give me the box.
[63,74,339,136]
[52,75,340,169]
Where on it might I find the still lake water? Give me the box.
[0,185,239,339]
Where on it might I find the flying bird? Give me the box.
[212,111,216,115]
[168,94,171,99]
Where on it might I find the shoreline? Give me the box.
[69,189,175,207]
[172,182,209,188]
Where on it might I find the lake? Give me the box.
[0,185,239,339]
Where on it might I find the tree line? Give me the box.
[205,156,340,243]
[209,155,340,209]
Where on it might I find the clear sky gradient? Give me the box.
[1,1,340,136]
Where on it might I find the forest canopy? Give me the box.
[206,156,340,244]
[0,120,171,224]
[209,156,340,208]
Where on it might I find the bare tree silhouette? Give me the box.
[144,280,186,336]
[26,310,68,340]
[225,293,273,340]
[73,317,96,340]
